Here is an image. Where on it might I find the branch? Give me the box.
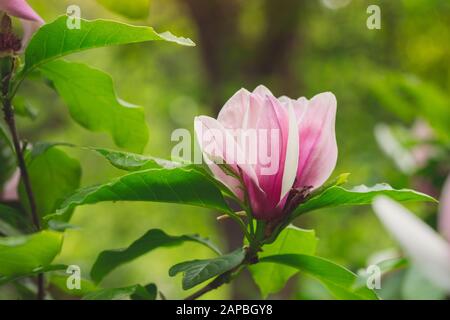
[184,271,233,300]
[183,245,260,300]
[1,57,44,300]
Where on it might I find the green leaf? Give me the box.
[169,248,245,290]
[97,0,151,19]
[368,72,450,143]
[353,257,408,289]
[12,96,38,120]
[46,220,79,232]
[90,147,179,171]
[48,166,233,221]
[21,15,194,77]
[291,183,436,220]
[0,204,32,236]
[130,283,157,300]
[40,60,149,152]
[0,123,16,188]
[27,142,75,160]
[307,173,350,200]
[19,146,81,222]
[49,273,98,297]
[249,226,318,298]
[0,230,64,277]
[89,148,238,200]
[91,229,221,284]
[0,264,67,285]
[82,284,154,300]
[259,254,378,300]
[0,122,13,150]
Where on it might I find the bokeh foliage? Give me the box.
[1,0,448,299]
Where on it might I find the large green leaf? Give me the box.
[83,284,156,300]
[169,248,246,290]
[0,264,67,285]
[48,166,233,221]
[91,229,221,283]
[260,254,378,300]
[90,147,178,171]
[0,230,63,276]
[0,123,15,188]
[50,273,98,297]
[130,283,157,300]
[19,146,81,222]
[40,60,149,152]
[97,0,152,19]
[21,15,194,77]
[250,226,317,298]
[89,148,237,200]
[291,183,436,220]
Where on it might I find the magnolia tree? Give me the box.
[0,1,439,300]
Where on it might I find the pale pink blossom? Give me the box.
[411,119,438,168]
[195,85,337,220]
[372,176,450,293]
[439,176,450,242]
[0,169,19,201]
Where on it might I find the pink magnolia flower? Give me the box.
[372,175,450,293]
[0,0,44,48]
[439,176,450,242]
[195,85,337,221]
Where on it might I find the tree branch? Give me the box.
[184,271,233,300]
[1,57,44,300]
[183,245,260,300]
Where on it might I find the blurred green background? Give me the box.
[6,0,450,299]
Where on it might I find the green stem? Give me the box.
[226,211,252,243]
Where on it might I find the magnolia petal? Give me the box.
[217,88,251,130]
[439,175,450,242]
[194,115,260,194]
[249,94,289,217]
[194,115,240,170]
[295,92,337,190]
[252,85,274,99]
[373,196,450,293]
[280,102,299,200]
[0,0,44,49]
[278,96,292,109]
[0,0,43,22]
[279,96,308,121]
[203,158,244,201]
